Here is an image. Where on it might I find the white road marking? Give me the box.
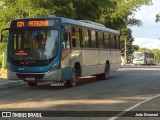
[109,93,160,120]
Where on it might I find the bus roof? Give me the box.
[61,17,120,34]
[11,16,120,35]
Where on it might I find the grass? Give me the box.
[0,69,7,79]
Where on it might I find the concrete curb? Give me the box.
[0,80,26,90]
[120,65,160,68]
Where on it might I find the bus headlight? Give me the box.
[49,62,59,71]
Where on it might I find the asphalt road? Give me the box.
[0,66,160,120]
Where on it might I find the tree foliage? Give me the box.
[0,0,152,66]
[156,13,160,22]
[0,0,152,28]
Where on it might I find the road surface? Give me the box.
[0,66,160,120]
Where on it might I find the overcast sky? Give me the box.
[130,0,160,49]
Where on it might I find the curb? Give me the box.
[0,80,26,90]
[120,65,160,68]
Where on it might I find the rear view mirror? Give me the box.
[1,28,10,42]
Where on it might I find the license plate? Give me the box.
[25,77,35,81]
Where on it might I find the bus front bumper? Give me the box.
[7,69,62,82]
[133,60,144,64]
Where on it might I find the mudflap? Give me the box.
[61,67,73,81]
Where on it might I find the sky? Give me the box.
[130,0,160,49]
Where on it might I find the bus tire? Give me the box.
[27,82,37,87]
[66,69,78,87]
[96,64,109,80]
[102,64,109,80]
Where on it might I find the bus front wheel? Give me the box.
[27,82,38,87]
[66,69,78,87]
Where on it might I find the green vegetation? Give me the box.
[0,0,152,67]
[156,12,160,22]
[0,42,6,67]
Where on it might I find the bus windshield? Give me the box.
[134,53,144,58]
[8,29,58,61]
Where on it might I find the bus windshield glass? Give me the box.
[8,29,58,61]
[134,53,144,59]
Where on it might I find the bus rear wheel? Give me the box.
[66,70,78,87]
[104,64,109,80]
[27,82,38,87]
[96,64,109,80]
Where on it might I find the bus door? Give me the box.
[61,26,71,60]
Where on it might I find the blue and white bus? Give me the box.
[1,15,121,87]
[133,51,155,65]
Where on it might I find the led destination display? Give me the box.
[11,19,58,28]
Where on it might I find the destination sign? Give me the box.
[11,19,58,28]
[17,20,49,27]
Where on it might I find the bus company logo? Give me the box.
[2,112,11,117]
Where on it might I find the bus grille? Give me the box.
[16,74,45,80]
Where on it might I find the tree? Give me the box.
[151,49,160,63]
[156,13,160,22]
[0,0,152,66]
[0,0,152,29]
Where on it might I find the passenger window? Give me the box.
[98,32,104,48]
[117,36,120,49]
[110,34,115,49]
[91,30,96,48]
[104,33,110,49]
[75,27,80,48]
[72,27,80,48]
[82,29,89,48]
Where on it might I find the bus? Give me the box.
[133,51,155,65]
[1,15,121,87]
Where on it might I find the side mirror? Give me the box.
[1,28,10,42]
[63,31,68,41]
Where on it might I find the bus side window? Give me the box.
[79,28,83,48]
[114,35,118,49]
[66,33,71,49]
[96,32,98,48]
[72,27,76,48]
[75,27,80,48]
[82,28,89,48]
[71,27,81,48]
[98,32,104,48]
[118,36,120,49]
[91,30,96,48]
[115,35,120,49]
[61,26,71,51]
[110,34,115,49]
[104,33,110,49]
